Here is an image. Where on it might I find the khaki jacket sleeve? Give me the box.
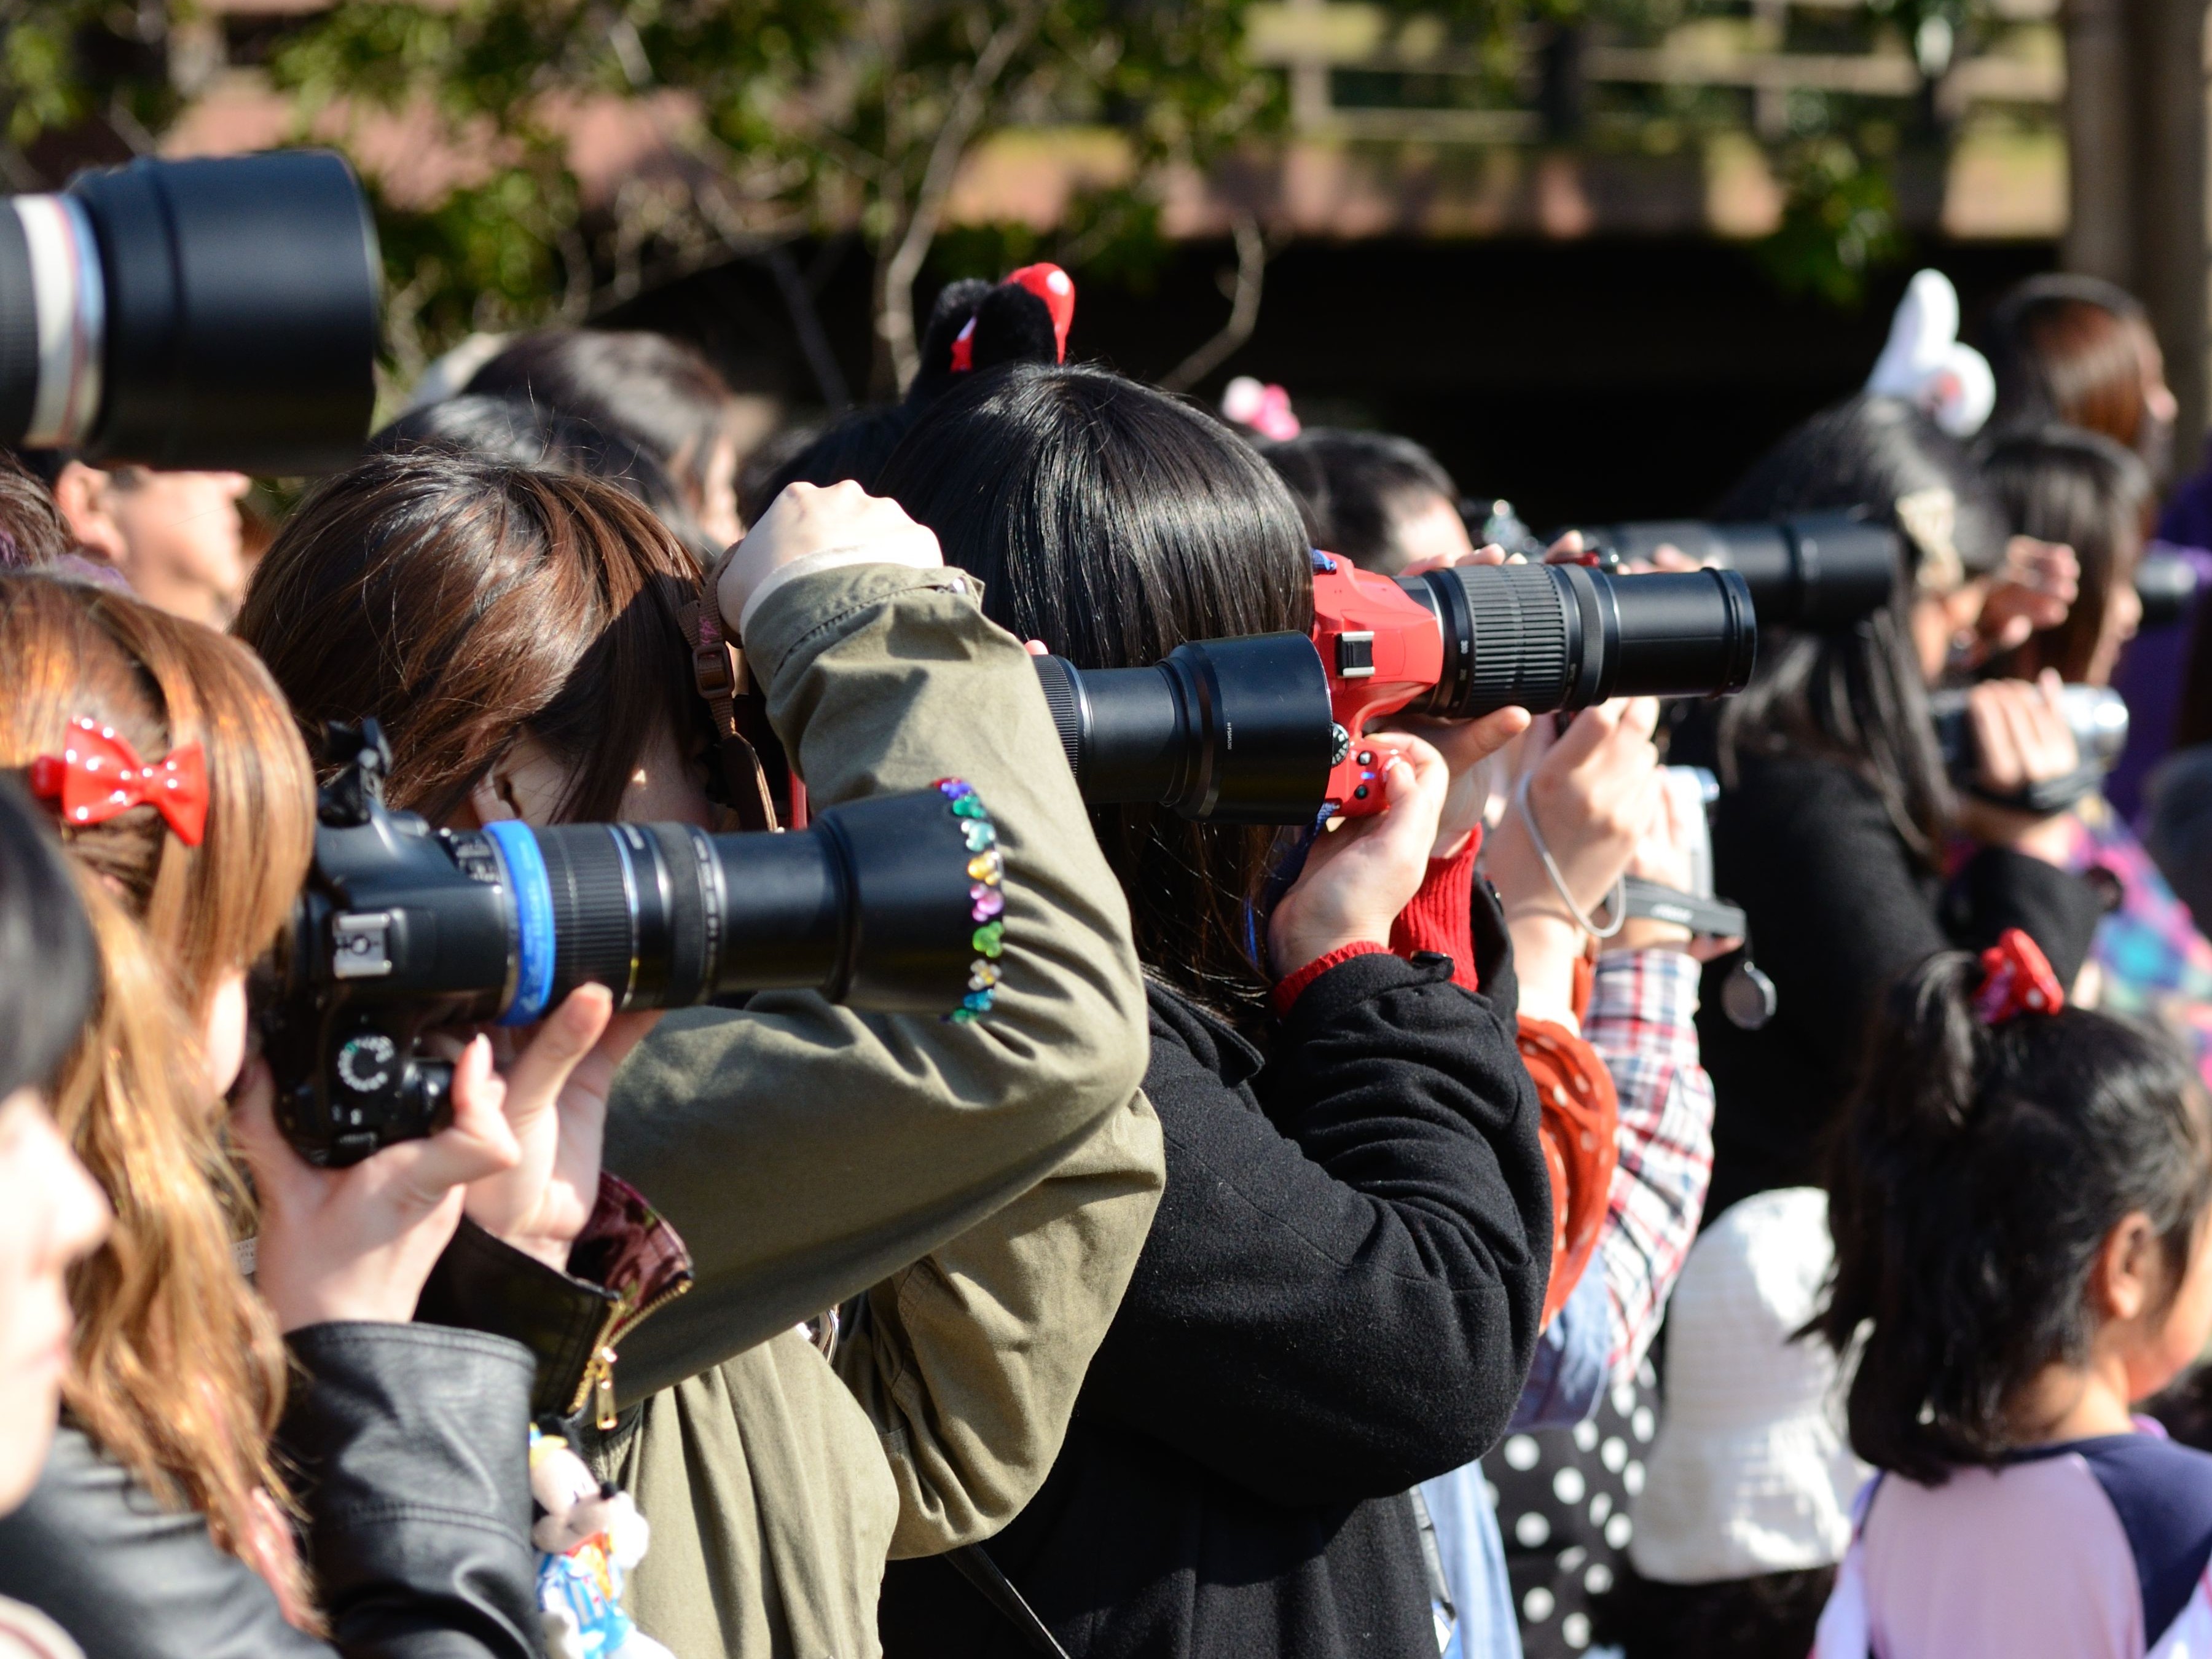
[604,565,1150,1405]
[835,1088,1164,1558]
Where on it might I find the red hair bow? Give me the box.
[1972,927,2063,1024]
[29,716,207,847]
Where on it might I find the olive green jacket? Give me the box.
[584,563,1161,1658]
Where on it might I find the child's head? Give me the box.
[1814,931,2212,1482]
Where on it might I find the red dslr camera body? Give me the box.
[1309,552,1449,816]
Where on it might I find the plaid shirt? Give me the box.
[1584,948,1716,1382]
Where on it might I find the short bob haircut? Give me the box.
[878,363,1311,1022]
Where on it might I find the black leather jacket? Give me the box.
[0,1175,692,1658]
[0,1323,540,1659]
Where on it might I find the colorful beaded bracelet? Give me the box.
[936,777,1004,1022]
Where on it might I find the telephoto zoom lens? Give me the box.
[1402,562,1758,719]
[1585,514,1900,632]
[464,790,997,1020]
[269,781,1008,1166]
[0,151,379,473]
[1032,633,1336,825]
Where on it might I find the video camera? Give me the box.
[259,725,1002,1166]
[1926,683,2128,816]
[1,150,378,473]
[1033,549,1757,826]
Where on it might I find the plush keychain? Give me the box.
[528,1426,675,1659]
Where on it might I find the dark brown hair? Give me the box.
[1986,276,2165,462]
[0,450,79,568]
[235,451,707,823]
[464,331,735,528]
[879,363,1310,1027]
[1981,425,2152,684]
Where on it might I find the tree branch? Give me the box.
[876,0,1046,390]
[766,241,853,410]
[1159,211,1267,393]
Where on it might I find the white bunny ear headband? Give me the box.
[1866,269,1996,439]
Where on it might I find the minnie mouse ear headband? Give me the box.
[27,716,208,846]
[910,264,1077,405]
[1867,269,1996,439]
[1973,927,2065,1024]
[1221,377,1302,441]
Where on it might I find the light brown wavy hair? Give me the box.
[0,573,315,1612]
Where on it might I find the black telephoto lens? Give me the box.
[1586,513,1899,632]
[0,151,378,473]
[1402,562,1757,720]
[1032,633,1335,823]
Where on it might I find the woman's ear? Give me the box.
[465,770,520,826]
[2092,1210,2163,1324]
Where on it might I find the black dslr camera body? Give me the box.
[261,725,1002,1166]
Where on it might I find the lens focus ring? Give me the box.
[536,826,638,1004]
[1463,564,1573,714]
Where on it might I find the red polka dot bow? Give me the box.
[1972,927,2064,1025]
[29,716,208,847]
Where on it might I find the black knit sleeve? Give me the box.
[1079,943,1548,1507]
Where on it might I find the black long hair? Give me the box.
[0,771,98,1100]
[1714,394,2007,862]
[877,362,1311,1025]
[1812,951,2212,1484]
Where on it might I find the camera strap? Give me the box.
[680,596,780,832]
[946,1545,1073,1659]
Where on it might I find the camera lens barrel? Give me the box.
[472,793,980,1022]
[1590,514,1899,632]
[1404,563,1757,719]
[0,151,380,471]
[1034,633,1335,823]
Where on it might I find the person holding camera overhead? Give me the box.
[869,361,1553,1659]
[0,568,643,1657]
[237,454,1160,1659]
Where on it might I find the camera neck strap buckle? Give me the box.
[680,596,781,833]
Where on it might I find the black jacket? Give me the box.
[880,942,1551,1659]
[1698,751,2105,1217]
[0,1323,539,1659]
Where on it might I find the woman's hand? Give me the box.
[1267,733,1449,977]
[465,987,662,1273]
[1955,669,2082,863]
[713,480,943,637]
[1610,775,1742,960]
[1379,543,1535,856]
[1485,698,1664,925]
[1967,537,2080,665]
[232,1043,522,1333]
[1482,699,1663,1024]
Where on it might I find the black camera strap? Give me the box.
[946,1546,1072,1659]
[680,596,780,833]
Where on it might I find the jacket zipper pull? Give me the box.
[591,1345,619,1430]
